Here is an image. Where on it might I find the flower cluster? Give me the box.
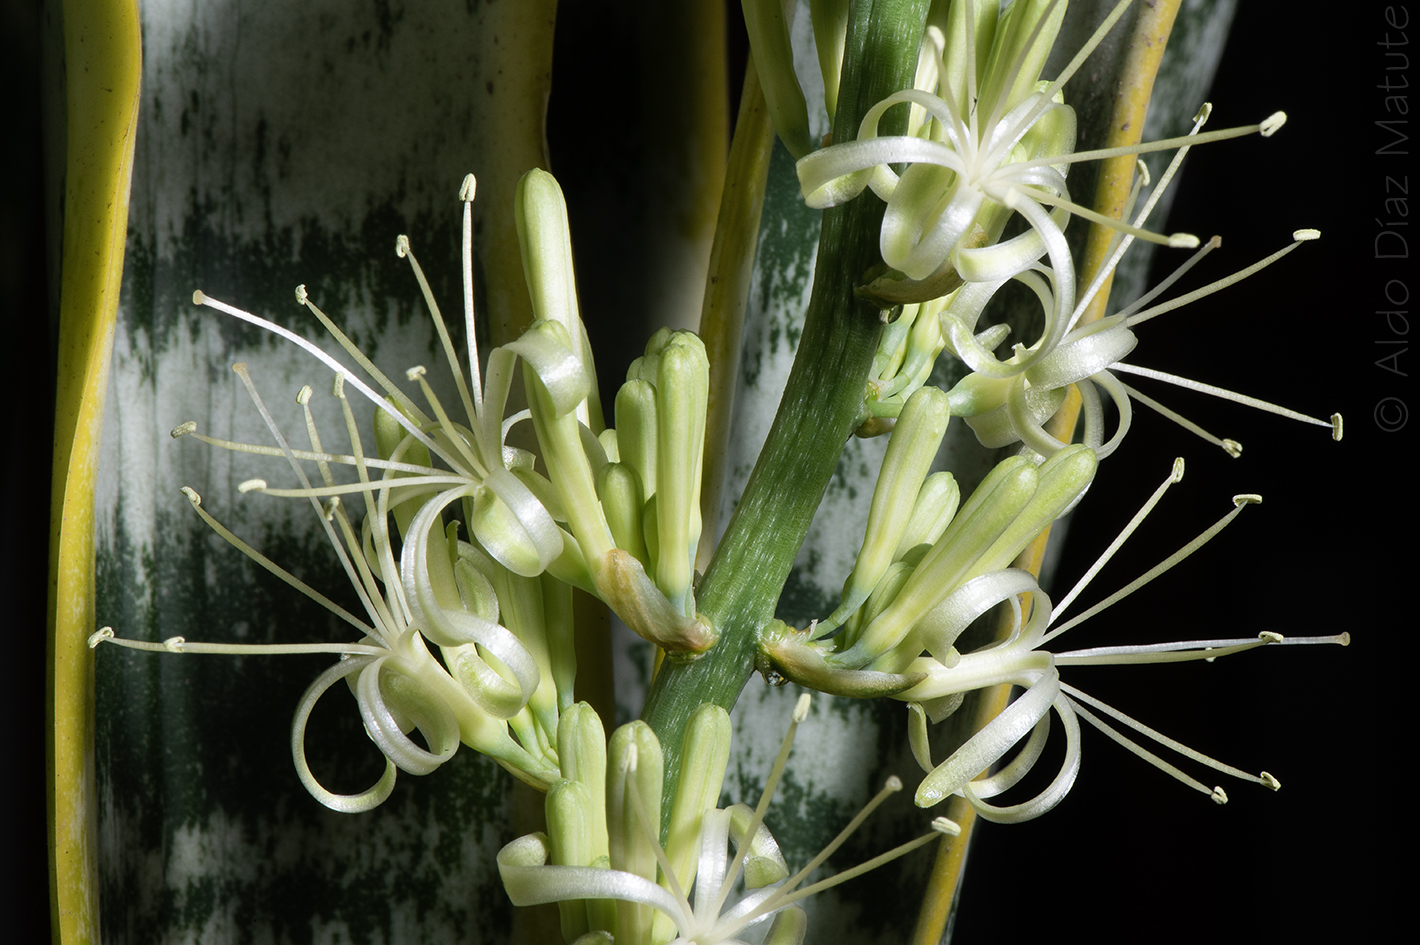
[91,170,716,808]
[498,695,955,945]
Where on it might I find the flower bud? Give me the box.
[607,721,664,942]
[823,387,950,633]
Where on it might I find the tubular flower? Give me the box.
[498,695,957,945]
[798,0,1289,390]
[766,457,1348,822]
[91,169,724,808]
[949,224,1344,460]
[89,173,599,807]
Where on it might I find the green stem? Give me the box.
[642,0,931,813]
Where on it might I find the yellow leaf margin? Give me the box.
[46,1,141,941]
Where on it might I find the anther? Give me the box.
[170,421,197,438]
[323,497,340,522]
[238,479,268,493]
[295,284,308,304]
[1135,158,1151,188]
[1210,786,1229,805]
[192,289,208,305]
[1331,413,1344,441]
[180,486,202,506]
[1259,111,1287,137]
[1192,102,1213,124]
[1260,771,1281,791]
[297,385,312,405]
[1222,439,1243,458]
[406,365,427,381]
[1232,494,1262,507]
[459,174,476,202]
[395,235,410,258]
[332,374,345,397]
[88,627,115,648]
[1293,228,1320,242]
[930,816,961,836]
[884,775,903,792]
[1258,631,1284,644]
[163,636,187,653]
[1170,457,1185,483]
[1167,233,1201,249]
[793,692,812,723]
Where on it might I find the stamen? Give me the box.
[1051,458,1184,626]
[170,427,437,475]
[229,363,395,635]
[1042,493,1260,644]
[713,693,810,918]
[779,776,904,895]
[460,174,484,418]
[90,630,384,658]
[177,486,375,634]
[1005,185,1197,248]
[1063,683,1279,793]
[1009,0,1135,151]
[1111,362,1339,433]
[1070,109,1216,330]
[1007,116,1284,173]
[406,364,486,474]
[194,290,455,470]
[1116,380,1244,457]
[296,286,429,426]
[396,235,480,429]
[1125,232,1319,327]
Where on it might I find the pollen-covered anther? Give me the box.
[1260,771,1281,791]
[793,692,812,723]
[238,479,268,494]
[1259,111,1287,137]
[395,235,410,258]
[192,289,208,305]
[88,627,115,649]
[180,486,202,506]
[1167,233,1201,249]
[1232,493,1262,507]
[1170,456,1185,483]
[296,385,313,405]
[1331,413,1344,441]
[170,421,197,438]
[1293,228,1321,241]
[1210,786,1229,805]
[930,816,961,837]
[164,636,187,653]
[1258,631,1284,644]
[406,365,427,381]
[459,173,476,201]
[322,497,341,522]
[295,284,308,304]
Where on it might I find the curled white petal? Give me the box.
[290,656,398,813]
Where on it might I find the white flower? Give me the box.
[91,175,580,808]
[892,459,1348,821]
[497,695,957,945]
